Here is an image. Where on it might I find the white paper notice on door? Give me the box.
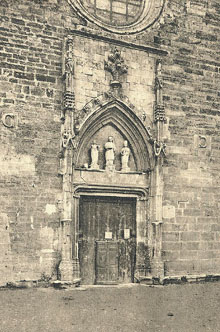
[105,231,112,239]
[124,228,130,239]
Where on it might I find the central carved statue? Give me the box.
[105,136,116,171]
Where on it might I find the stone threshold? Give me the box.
[139,274,220,285]
[2,274,220,289]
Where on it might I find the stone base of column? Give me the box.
[72,258,80,280]
[151,258,164,280]
[89,164,99,170]
[59,259,80,283]
[121,167,130,173]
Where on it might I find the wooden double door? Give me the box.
[78,195,136,285]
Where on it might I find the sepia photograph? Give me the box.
[0,0,219,331]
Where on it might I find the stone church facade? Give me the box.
[0,0,219,286]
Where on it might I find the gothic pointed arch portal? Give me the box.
[74,98,154,172]
[71,97,156,285]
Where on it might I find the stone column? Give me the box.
[135,196,150,281]
[151,163,164,279]
[58,36,80,283]
[150,59,166,280]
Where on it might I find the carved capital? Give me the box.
[152,220,163,226]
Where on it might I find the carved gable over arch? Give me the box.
[74,98,154,172]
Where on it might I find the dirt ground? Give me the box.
[0,282,220,332]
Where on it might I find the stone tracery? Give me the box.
[68,0,165,34]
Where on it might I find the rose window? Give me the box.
[69,0,165,34]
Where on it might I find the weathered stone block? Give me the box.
[180,232,200,242]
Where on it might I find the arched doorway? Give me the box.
[71,98,153,285]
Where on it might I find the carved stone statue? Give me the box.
[65,57,74,92]
[155,60,163,106]
[121,140,130,172]
[90,141,99,169]
[105,136,116,171]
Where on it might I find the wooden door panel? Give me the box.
[79,196,136,284]
[78,239,96,285]
[118,239,136,283]
[96,242,107,267]
[96,241,118,284]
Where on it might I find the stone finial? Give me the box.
[104,48,128,89]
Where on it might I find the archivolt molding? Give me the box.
[75,92,153,137]
[72,95,155,171]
